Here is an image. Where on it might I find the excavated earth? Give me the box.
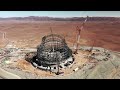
[0,46,120,79]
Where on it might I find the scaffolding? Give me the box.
[37,34,72,66]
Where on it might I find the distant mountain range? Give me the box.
[0,16,120,21]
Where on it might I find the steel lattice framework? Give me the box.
[37,34,72,66]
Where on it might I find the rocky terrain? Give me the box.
[0,19,120,79]
[0,46,120,79]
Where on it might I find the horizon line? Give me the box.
[0,16,120,18]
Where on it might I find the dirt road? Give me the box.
[0,67,21,79]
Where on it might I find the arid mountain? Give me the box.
[0,16,120,21]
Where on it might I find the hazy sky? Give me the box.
[0,11,120,18]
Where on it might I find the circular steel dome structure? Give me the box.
[36,34,72,66]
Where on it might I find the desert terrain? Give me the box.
[0,20,120,79]
[0,20,120,52]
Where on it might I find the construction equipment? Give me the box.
[73,16,89,54]
[89,40,95,53]
[0,31,6,40]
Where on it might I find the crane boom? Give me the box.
[74,16,88,54]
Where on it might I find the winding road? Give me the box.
[0,31,21,79]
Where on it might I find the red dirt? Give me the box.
[0,20,120,51]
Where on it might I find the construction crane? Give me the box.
[0,31,10,48]
[89,40,95,53]
[73,16,89,54]
[50,27,62,75]
[0,31,6,40]
[50,27,55,52]
[56,52,62,75]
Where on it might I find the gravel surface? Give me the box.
[0,46,120,79]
